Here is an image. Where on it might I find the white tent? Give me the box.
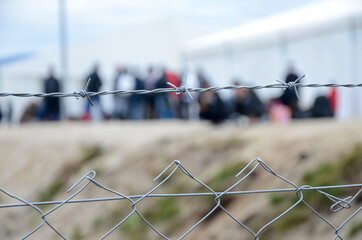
[183,0,362,119]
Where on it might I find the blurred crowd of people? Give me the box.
[15,63,337,125]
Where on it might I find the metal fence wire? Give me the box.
[0,75,361,105]
[0,158,361,240]
[0,75,361,239]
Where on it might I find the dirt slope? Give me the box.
[0,120,361,240]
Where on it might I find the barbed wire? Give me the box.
[0,158,361,240]
[0,75,361,104]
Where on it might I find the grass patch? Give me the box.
[91,205,138,233]
[92,217,104,230]
[207,160,247,191]
[270,207,310,232]
[349,221,362,237]
[120,197,181,238]
[302,144,362,210]
[37,143,103,202]
[79,144,103,163]
[269,144,362,212]
[270,194,286,206]
[265,144,362,236]
[143,197,180,223]
[304,144,362,186]
[38,179,63,202]
[258,205,310,240]
[70,225,85,240]
[103,198,180,238]
[120,214,147,240]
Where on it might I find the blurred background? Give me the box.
[0,1,362,240]
[1,0,361,124]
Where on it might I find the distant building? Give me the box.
[183,0,362,119]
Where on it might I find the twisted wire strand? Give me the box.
[0,158,361,240]
[0,74,361,103]
[1,183,361,209]
[1,83,362,98]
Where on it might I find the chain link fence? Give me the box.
[0,158,361,239]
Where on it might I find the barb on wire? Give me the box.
[1,75,362,104]
[74,77,94,106]
[0,158,361,240]
[167,81,193,101]
[276,74,305,100]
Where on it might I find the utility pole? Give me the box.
[350,19,360,118]
[59,0,68,119]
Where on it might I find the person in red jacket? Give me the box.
[328,87,338,115]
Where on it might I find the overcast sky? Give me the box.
[0,0,320,57]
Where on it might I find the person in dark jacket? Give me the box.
[43,67,61,120]
[84,64,103,121]
[232,80,264,122]
[310,95,334,118]
[155,70,173,119]
[86,64,102,99]
[128,74,146,120]
[279,65,305,118]
[144,67,158,119]
[199,83,227,124]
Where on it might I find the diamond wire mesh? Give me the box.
[0,158,361,240]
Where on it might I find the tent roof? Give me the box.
[184,0,362,56]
